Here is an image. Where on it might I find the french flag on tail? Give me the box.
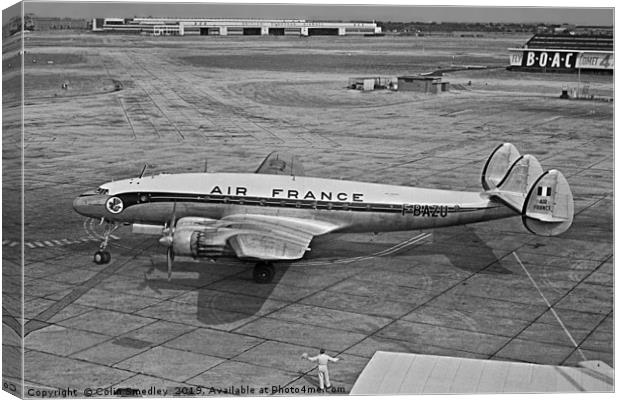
[537,186,552,197]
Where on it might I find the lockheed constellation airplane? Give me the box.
[73,143,573,283]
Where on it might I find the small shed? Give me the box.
[397,75,450,93]
[348,76,398,91]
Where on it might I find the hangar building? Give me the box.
[93,17,381,36]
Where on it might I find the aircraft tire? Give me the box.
[253,262,275,284]
[94,250,111,264]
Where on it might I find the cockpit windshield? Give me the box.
[96,187,109,195]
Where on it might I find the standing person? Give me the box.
[302,348,340,392]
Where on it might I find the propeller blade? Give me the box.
[171,201,177,228]
[167,246,174,281]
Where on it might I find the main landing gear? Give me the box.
[253,261,275,284]
[93,221,120,265]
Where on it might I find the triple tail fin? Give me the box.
[482,143,574,237]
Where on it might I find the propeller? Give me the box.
[158,201,177,281]
[166,246,174,281]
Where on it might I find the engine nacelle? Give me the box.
[132,223,165,235]
[171,227,235,259]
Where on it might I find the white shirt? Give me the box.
[308,353,339,366]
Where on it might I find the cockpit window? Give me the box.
[97,187,109,195]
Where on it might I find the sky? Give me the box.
[1,1,614,25]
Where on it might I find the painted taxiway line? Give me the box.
[3,237,118,249]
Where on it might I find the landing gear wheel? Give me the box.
[93,250,111,265]
[253,262,275,284]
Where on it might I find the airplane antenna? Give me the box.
[204,159,208,173]
[291,156,295,180]
[139,163,148,178]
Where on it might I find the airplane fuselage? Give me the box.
[73,172,517,233]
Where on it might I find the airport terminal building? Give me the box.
[93,17,382,36]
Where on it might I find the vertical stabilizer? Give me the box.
[490,155,544,212]
[481,143,521,190]
[522,170,574,236]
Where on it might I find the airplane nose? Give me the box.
[72,196,86,214]
[73,193,107,218]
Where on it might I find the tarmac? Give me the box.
[2,33,613,395]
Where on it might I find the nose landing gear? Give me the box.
[93,221,120,265]
[93,250,111,264]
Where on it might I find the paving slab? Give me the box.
[579,327,613,353]
[205,277,318,302]
[39,268,101,285]
[516,238,612,262]
[71,338,150,366]
[114,374,186,394]
[122,320,197,346]
[95,275,197,300]
[425,291,548,321]
[267,303,392,335]
[536,308,607,332]
[492,338,576,365]
[233,341,317,375]
[516,321,592,348]
[168,289,289,316]
[46,303,94,324]
[135,298,259,331]
[300,289,420,319]
[345,335,487,360]
[58,309,156,336]
[353,268,464,292]
[165,328,264,359]
[74,288,164,313]
[486,255,603,284]
[554,283,613,315]
[24,325,110,356]
[402,305,531,337]
[24,350,134,390]
[325,276,442,305]
[185,360,299,393]
[376,320,510,356]
[24,297,58,319]
[235,318,368,353]
[114,346,224,382]
[444,274,574,306]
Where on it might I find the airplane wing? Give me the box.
[172,214,340,261]
[222,214,338,260]
[255,151,305,176]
